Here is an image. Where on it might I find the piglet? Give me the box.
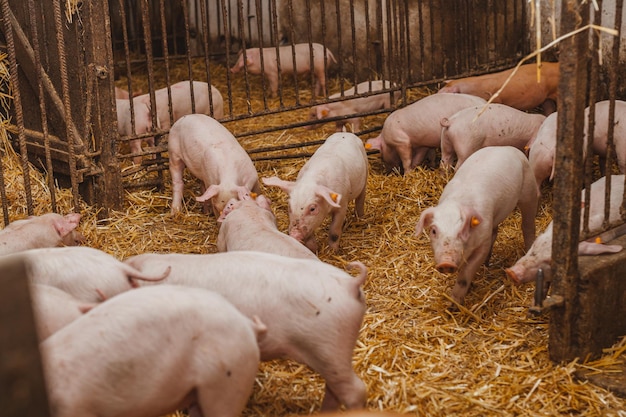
[134,80,224,130]
[116,98,158,165]
[307,80,400,132]
[0,212,85,256]
[440,103,546,170]
[29,284,92,341]
[365,93,486,174]
[41,285,265,417]
[506,174,625,285]
[415,146,538,306]
[438,62,560,115]
[7,246,171,302]
[124,251,368,411]
[585,100,626,174]
[217,195,318,260]
[168,113,261,217]
[230,43,337,97]
[262,131,368,253]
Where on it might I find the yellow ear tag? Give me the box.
[595,236,602,244]
[321,109,329,117]
[364,143,372,150]
[331,193,338,202]
[471,216,480,227]
[250,192,258,199]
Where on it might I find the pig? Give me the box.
[29,284,92,341]
[41,285,265,417]
[116,97,158,165]
[306,80,401,132]
[585,100,626,174]
[217,194,319,260]
[262,131,368,253]
[230,43,337,97]
[134,80,224,131]
[439,103,546,170]
[506,174,626,285]
[365,93,486,174]
[415,146,538,306]
[527,112,558,193]
[5,246,171,302]
[168,113,261,216]
[123,251,368,410]
[437,62,560,115]
[0,212,85,256]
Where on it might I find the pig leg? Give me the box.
[408,147,431,172]
[169,156,186,214]
[266,75,279,98]
[440,128,455,170]
[518,198,538,251]
[129,139,144,165]
[320,372,367,410]
[354,188,366,218]
[327,206,348,252]
[451,244,492,305]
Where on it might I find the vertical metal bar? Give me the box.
[201,0,217,118]
[140,0,158,132]
[159,0,175,129]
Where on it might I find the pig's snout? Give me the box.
[505,268,522,285]
[436,262,458,274]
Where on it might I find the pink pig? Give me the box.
[585,100,626,174]
[116,98,158,165]
[29,284,92,341]
[217,195,319,260]
[306,80,400,132]
[135,80,224,130]
[0,212,85,256]
[262,132,368,253]
[230,43,337,97]
[41,285,265,417]
[365,93,486,174]
[437,62,560,115]
[11,246,171,302]
[415,146,538,306]
[440,103,546,170]
[527,112,558,193]
[123,251,368,410]
[506,174,625,285]
[168,114,261,217]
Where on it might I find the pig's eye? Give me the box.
[430,228,437,237]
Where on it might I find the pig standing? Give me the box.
[437,62,560,115]
[440,103,546,170]
[6,246,171,302]
[585,100,626,174]
[365,93,486,174]
[527,112,558,193]
[217,195,319,260]
[42,285,265,417]
[306,80,400,132]
[30,284,91,341]
[116,98,158,165]
[124,251,368,410]
[262,132,368,253]
[0,212,84,256]
[506,174,625,285]
[415,146,538,306]
[134,80,224,130]
[230,43,337,97]
[168,114,260,216]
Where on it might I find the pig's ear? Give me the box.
[54,214,80,237]
[317,105,330,119]
[196,184,221,202]
[255,195,273,211]
[578,241,623,255]
[315,186,341,208]
[236,186,252,201]
[459,210,482,241]
[415,208,435,236]
[262,176,295,194]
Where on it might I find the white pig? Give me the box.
[135,80,224,131]
[415,146,538,306]
[41,285,265,417]
[262,131,368,253]
[217,195,319,260]
[123,251,368,410]
[168,113,261,216]
[306,80,400,132]
[440,103,546,170]
[5,246,171,302]
[505,174,625,285]
[365,93,486,174]
[230,43,337,97]
[527,112,558,193]
[585,100,626,174]
[116,98,158,165]
[0,212,85,256]
[29,284,92,341]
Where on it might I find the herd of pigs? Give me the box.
[2,45,626,417]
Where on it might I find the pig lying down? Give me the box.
[307,80,401,132]
[41,285,265,417]
[230,43,337,97]
[168,113,260,217]
[8,246,171,302]
[124,251,368,410]
[437,62,560,115]
[0,212,84,256]
[506,174,626,285]
[366,93,486,174]
[217,194,318,260]
[263,131,368,253]
[415,146,538,306]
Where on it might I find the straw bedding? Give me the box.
[1,57,626,416]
